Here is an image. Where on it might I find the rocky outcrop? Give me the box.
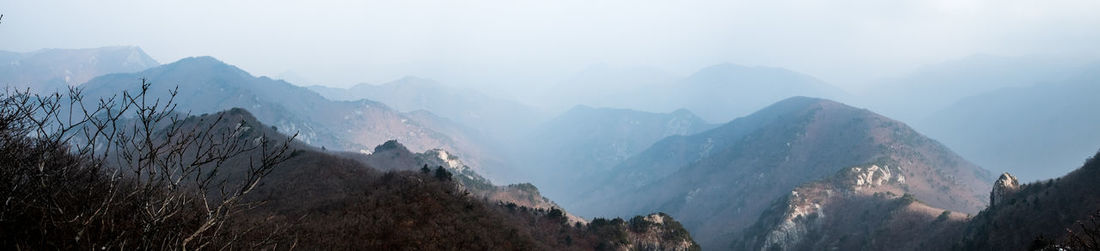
[361,140,588,224]
[738,163,970,251]
[989,172,1020,207]
[841,164,905,190]
[610,213,701,251]
[758,190,827,251]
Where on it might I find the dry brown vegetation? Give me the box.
[960,151,1100,250]
[0,84,699,250]
[0,82,295,249]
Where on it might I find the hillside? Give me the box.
[736,164,971,250]
[0,46,158,92]
[957,151,1100,250]
[738,150,1100,250]
[515,105,716,203]
[77,56,505,179]
[576,97,993,249]
[195,108,700,250]
[347,139,587,224]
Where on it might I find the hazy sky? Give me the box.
[3,0,1099,92]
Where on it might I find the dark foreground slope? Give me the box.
[204,108,700,250]
[957,151,1100,250]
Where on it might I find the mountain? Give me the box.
[514,105,716,204]
[0,46,159,92]
[862,54,1096,123]
[921,64,1100,181]
[576,97,993,249]
[308,76,546,140]
[77,56,503,178]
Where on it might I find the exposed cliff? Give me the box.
[737,163,969,251]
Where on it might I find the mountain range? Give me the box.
[76,56,508,179]
[862,54,1097,123]
[308,77,546,140]
[538,63,848,123]
[920,63,1100,181]
[0,46,158,92]
[6,46,1100,250]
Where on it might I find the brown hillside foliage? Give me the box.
[959,150,1100,250]
[0,83,294,250]
[225,149,699,250]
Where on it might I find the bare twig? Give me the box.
[0,80,297,249]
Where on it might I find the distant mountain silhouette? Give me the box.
[863,54,1095,123]
[0,46,158,92]
[309,76,547,140]
[676,63,848,122]
[921,63,1100,181]
[542,63,847,123]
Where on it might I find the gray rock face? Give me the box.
[990,172,1020,206]
[624,213,701,251]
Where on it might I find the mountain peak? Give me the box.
[773,96,834,106]
[669,108,697,117]
[150,56,253,80]
[173,56,227,67]
[373,139,410,154]
[700,62,751,71]
[990,172,1020,206]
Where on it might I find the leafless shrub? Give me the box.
[1060,210,1100,250]
[0,79,296,250]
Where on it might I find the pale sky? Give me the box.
[2,0,1099,93]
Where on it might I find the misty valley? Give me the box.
[3,2,1100,251]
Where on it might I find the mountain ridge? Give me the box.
[78,56,506,180]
